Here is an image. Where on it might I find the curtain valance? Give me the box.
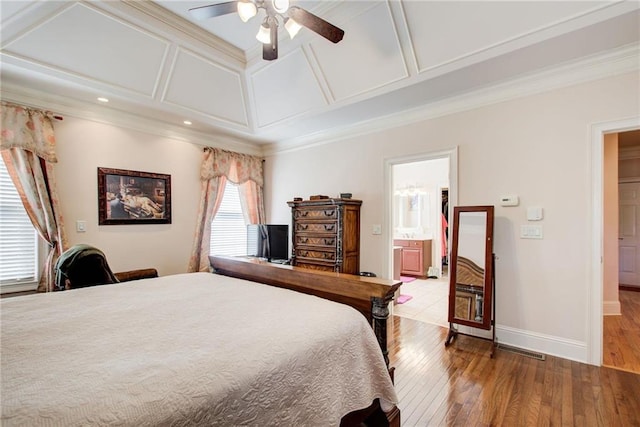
[1,102,58,163]
[200,147,263,187]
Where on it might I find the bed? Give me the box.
[1,260,400,426]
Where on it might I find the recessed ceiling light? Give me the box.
[97,97,109,103]
[183,120,192,125]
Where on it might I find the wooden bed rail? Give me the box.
[209,256,401,368]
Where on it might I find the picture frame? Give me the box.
[98,167,171,225]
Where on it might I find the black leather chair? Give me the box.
[54,244,117,291]
[54,244,157,291]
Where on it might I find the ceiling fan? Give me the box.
[189,0,345,61]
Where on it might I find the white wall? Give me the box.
[265,72,640,362]
[54,117,202,276]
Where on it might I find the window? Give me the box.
[0,158,39,293]
[210,183,247,257]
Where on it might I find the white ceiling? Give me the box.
[1,1,639,152]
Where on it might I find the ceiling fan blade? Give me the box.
[189,1,237,20]
[263,22,278,61]
[287,6,344,44]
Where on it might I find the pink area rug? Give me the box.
[400,276,416,283]
[396,294,413,304]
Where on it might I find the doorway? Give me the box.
[592,119,640,367]
[604,129,640,373]
[386,149,457,328]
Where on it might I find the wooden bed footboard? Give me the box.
[209,256,402,427]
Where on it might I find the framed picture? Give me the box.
[98,167,171,225]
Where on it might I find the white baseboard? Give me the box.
[603,300,621,316]
[496,325,587,363]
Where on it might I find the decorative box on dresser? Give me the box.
[288,198,362,274]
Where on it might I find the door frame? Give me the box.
[437,185,449,277]
[384,148,458,281]
[590,117,639,365]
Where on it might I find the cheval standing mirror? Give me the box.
[445,205,496,353]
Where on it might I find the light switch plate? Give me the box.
[76,220,86,232]
[521,224,543,239]
[527,207,543,221]
[372,224,382,235]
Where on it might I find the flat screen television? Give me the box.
[246,224,289,262]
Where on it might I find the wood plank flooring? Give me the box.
[603,290,640,373]
[387,315,640,426]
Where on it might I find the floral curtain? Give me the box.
[0,102,67,292]
[188,147,265,272]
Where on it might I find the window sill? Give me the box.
[0,282,38,296]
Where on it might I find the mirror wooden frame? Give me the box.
[447,205,494,330]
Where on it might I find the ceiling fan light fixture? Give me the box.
[256,21,271,44]
[272,0,290,14]
[284,17,301,39]
[237,0,257,22]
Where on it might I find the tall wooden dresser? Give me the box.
[287,198,362,274]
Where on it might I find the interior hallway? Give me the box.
[603,289,640,374]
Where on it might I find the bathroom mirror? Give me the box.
[447,205,494,330]
[393,191,430,236]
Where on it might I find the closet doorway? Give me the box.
[386,150,457,328]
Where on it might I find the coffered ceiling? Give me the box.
[1,1,638,152]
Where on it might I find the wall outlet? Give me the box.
[76,220,86,233]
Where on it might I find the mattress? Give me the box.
[1,272,397,426]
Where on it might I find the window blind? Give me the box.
[210,183,247,257]
[0,159,38,285]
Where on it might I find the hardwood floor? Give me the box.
[603,290,640,373]
[387,315,640,426]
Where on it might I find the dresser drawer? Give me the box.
[295,222,338,234]
[294,262,336,272]
[295,248,336,262]
[293,207,337,220]
[295,235,337,248]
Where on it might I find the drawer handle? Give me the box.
[324,210,335,217]
[300,237,308,244]
[299,224,309,230]
[324,224,335,231]
[301,251,309,257]
[300,211,309,217]
[325,238,335,245]
[323,253,332,259]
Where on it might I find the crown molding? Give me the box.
[0,83,262,156]
[262,43,640,155]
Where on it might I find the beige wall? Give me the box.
[54,117,202,276]
[265,72,640,353]
[603,133,620,315]
[48,71,638,361]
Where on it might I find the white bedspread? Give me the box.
[1,272,397,426]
